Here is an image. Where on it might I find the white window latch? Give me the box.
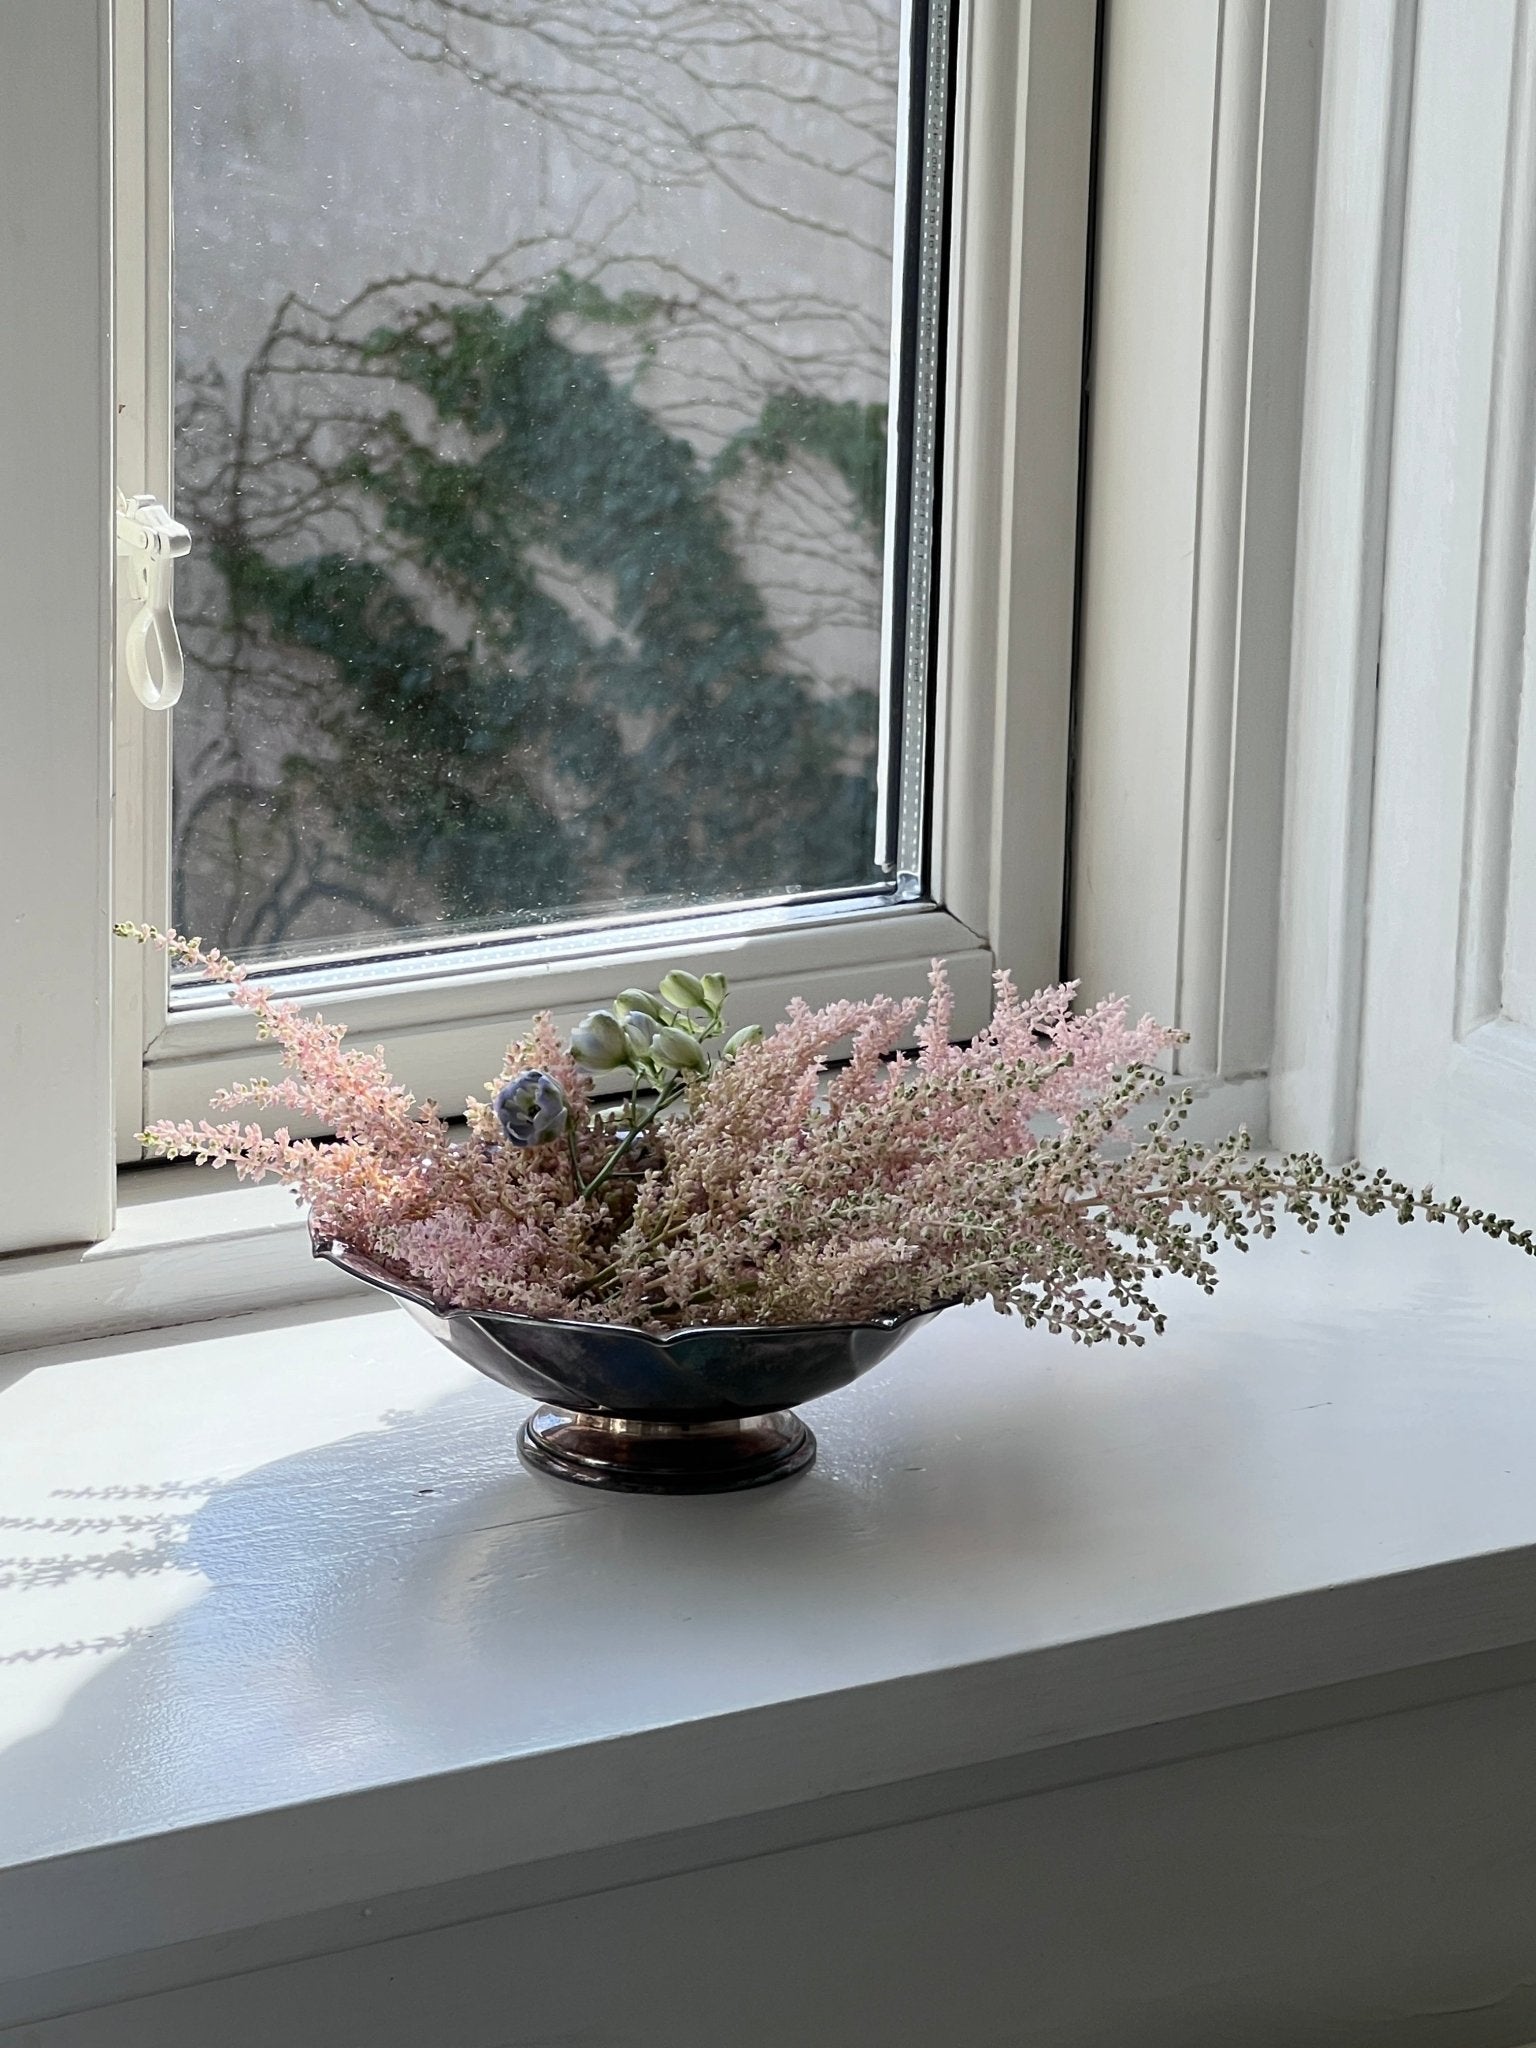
[115,491,191,710]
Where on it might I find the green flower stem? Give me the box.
[565,1123,587,1198]
[580,1076,684,1204]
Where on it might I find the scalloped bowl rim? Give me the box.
[311,1229,957,1344]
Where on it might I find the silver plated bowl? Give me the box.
[313,1230,950,1494]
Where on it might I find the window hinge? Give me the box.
[115,491,191,710]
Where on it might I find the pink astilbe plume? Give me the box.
[117,931,1535,1338]
[116,925,608,1299]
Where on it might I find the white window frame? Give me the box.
[0,2,116,1258]
[108,0,1097,1155]
[1070,0,1324,1148]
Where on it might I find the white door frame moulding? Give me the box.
[1452,4,1536,1049]
[1070,0,1322,1132]
[1269,0,1420,1160]
[1422,2,1536,1212]
[1347,0,1536,1214]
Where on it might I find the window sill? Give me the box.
[3,1211,1536,2015]
[0,1162,354,1357]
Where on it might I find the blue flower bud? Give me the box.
[494,1070,569,1148]
[570,1010,631,1070]
[652,1025,709,1073]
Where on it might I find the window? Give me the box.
[169,1,930,962]
[0,1,1093,1260]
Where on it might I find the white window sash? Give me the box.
[106,0,1096,1169]
[0,0,1094,1272]
[114,0,1097,1155]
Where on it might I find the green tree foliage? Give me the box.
[714,389,888,533]
[183,282,887,949]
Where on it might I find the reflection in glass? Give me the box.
[172,0,904,965]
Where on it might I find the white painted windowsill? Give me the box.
[0,1165,369,1359]
[4,1213,1536,2007]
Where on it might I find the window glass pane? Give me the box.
[172,0,924,969]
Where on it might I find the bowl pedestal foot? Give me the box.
[516,1405,815,1494]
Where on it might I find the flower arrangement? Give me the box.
[117,925,1534,1341]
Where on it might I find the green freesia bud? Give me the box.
[722,1023,763,1057]
[652,1025,709,1073]
[569,1009,630,1070]
[659,969,708,1013]
[701,972,728,1010]
[614,989,664,1022]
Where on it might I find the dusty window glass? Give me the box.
[172,0,918,967]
